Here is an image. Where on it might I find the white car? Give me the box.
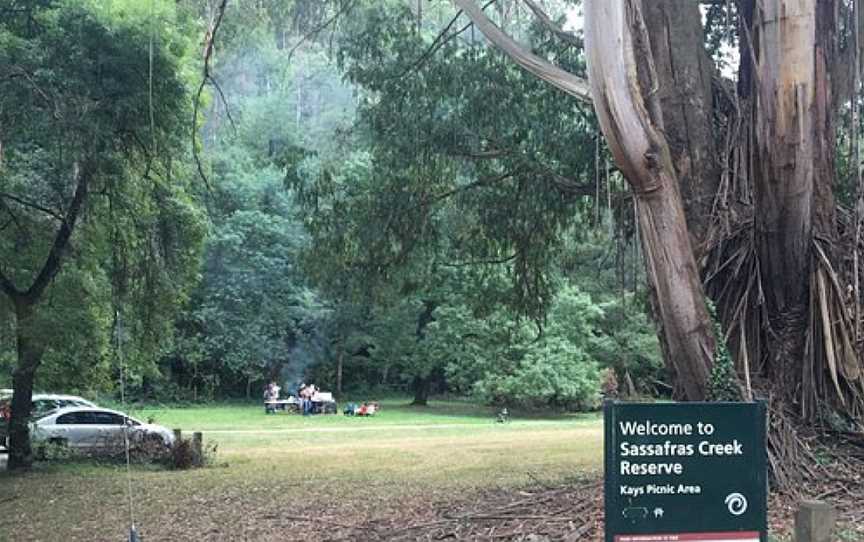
[2,394,98,450]
[31,406,175,454]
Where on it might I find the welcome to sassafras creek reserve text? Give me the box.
[617,420,744,476]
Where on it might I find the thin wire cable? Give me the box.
[853,0,862,347]
[148,0,156,156]
[121,3,157,536]
[118,309,137,537]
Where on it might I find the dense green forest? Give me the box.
[4,5,864,538]
[0,0,663,413]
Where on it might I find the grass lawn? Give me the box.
[0,398,603,542]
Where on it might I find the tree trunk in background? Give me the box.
[641,0,720,253]
[751,0,840,408]
[737,0,756,99]
[336,351,343,394]
[411,301,437,405]
[7,301,43,470]
[411,375,431,406]
[584,0,714,400]
[753,0,820,332]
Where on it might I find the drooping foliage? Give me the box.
[291,2,600,320]
[276,1,662,405]
[0,0,205,385]
[0,0,206,467]
[161,0,348,400]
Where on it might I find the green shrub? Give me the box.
[474,336,602,409]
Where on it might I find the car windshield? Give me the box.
[32,400,64,418]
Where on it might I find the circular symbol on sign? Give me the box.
[725,493,748,516]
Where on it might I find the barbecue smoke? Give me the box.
[280,330,328,394]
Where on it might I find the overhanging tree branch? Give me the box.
[424,170,518,208]
[0,192,63,221]
[521,0,581,47]
[287,0,358,62]
[0,267,21,298]
[394,0,498,80]
[192,0,230,190]
[452,0,592,104]
[24,162,90,303]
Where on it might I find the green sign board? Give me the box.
[604,401,767,542]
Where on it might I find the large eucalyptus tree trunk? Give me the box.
[743,1,863,420]
[751,0,835,399]
[640,0,720,255]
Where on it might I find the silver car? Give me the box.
[31,406,175,454]
[1,394,98,450]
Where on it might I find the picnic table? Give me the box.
[264,398,299,414]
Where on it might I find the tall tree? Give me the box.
[454,0,864,445]
[287,1,664,405]
[0,0,200,469]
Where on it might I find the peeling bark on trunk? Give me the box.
[751,0,837,392]
[754,0,818,313]
[641,0,720,252]
[738,0,756,100]
[584,0,714,401]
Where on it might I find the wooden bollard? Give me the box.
[192,431,203,465]
[795,500,836,542]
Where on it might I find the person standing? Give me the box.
[299,383,310,416]
[264,382,276,414]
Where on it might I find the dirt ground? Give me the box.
[100,480,864,541]
[261,481,862,542]
[3,471,862,541]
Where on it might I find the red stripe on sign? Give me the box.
[615,533,760,542]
